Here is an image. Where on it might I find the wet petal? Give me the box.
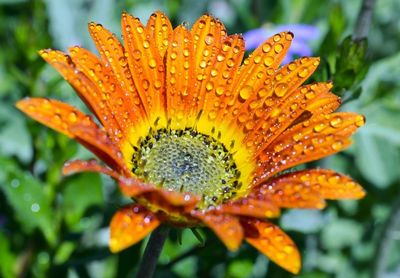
[254,112,365,183]
[218,197,280,218]
[146,11,173,58]
[242,219,301,274]
[109,204,160,252]
[263,169,365,201]
[62,159,120,179]
[192,212,243,251]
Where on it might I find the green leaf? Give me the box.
[321,219,362,250]
[0,157,56,245]
[0,104,32,163]
[227,259,253,278]
[62,173,104,230]
[54,241,76,265]
[334,36,369,94]
[281,209,325,233]
[354,130,400,188]
[0,232,16,278]
[0,0,27,4]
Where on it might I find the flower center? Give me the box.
[131,128,241,207]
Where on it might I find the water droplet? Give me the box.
[253,55,262,64]
[132,50,141,60]
[31,203,40,213]
[170,52,177,60]
[262,43,271,53]
[217,54,225,62]
[215,87,224,96]
[264,56,274,67]
[68,112,78,122]
[239,85,253,101]
[183,49,190,57]
[143,40,150,49]
[199,60,207,68]
[154,80,162,89]
[273,34,281,42]
[238,113,247,123]
[204,34,214,45]
[274,44,283,53]
[329,117,342,128]
[332,141,343,150]
[208,110,217,120]
[11,179,20,188]
[274,83,288,97]
[148,58,156,68]
[305,91,315,99]
[226,58,234,68]
[206,82,214,91]
[298,67,309,78]
[119,57,128,67]
[355,115,365,127]
[313,123,326,132]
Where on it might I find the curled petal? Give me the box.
[109,204,160,253]
[192,212,243,251]
[16,98,127,173]
[62,159,120,179]
[218,197,280,218]
[242,219,301,274]
[118,177,200,211]
[16,98,97,138]
[69,124,129,174]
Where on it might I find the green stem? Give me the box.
[135,225,170,278]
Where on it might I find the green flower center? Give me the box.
[131,128,241,207]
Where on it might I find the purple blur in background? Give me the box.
[243,24,320,64]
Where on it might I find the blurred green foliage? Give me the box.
[1,0,400,277]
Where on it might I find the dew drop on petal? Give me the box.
[204,33,214,45]
[329,116,342,128]
[274,83,288,97]
[239,85,253,101]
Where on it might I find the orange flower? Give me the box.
[16,11,366,274]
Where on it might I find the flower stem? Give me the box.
[136,225,170,278]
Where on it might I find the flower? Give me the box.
[16,11,365,274]
[244,24,320,64]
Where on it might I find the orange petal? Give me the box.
[256,177,326,209]
[200,34,245,122]
[62,159,120,180]
[264,169,365,201]
[218,197,280,218]
[109,204,160,253]
[146,11,173,58]
[16,97,97,138]
[254,112,365,183]
[68,124,128,174]
[192,212,243,251]
[121,12,166,123]
[190,14,226,112]
[88,21,150,119]
[229,32,293,109]
[245,82,330,153]
[165,25,196,128]
[38,49,123,138]
[225,57,320,134]
[118,177,200,210]
[242,219,301,274]
[68,46,146,135]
